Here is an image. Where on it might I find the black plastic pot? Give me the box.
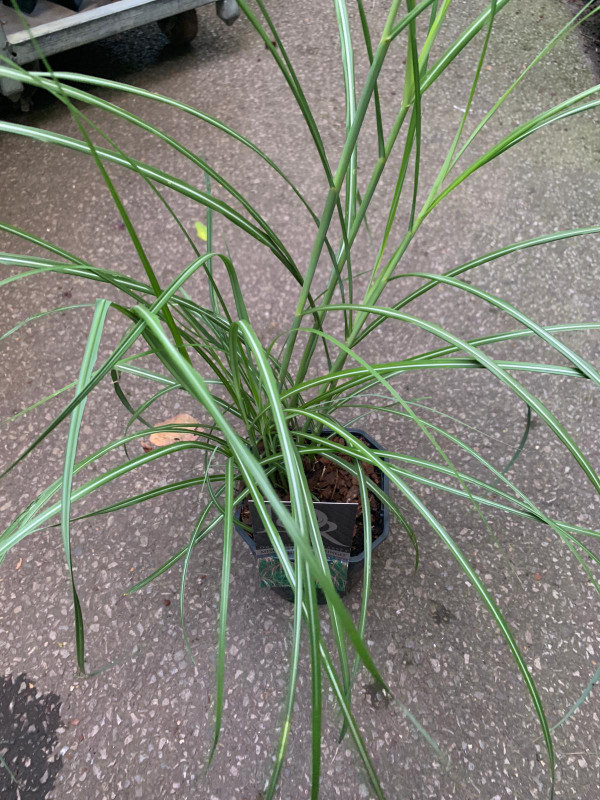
[234,428,390,603]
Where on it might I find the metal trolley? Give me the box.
[0,0,240,103]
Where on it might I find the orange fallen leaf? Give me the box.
[141,413,202,452]
[533,573,542,581]
[16,558,22,570]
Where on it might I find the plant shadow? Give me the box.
[0,673,63,799]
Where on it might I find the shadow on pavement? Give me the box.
[0,674,63,799]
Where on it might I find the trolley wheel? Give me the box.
[158,10,199,45]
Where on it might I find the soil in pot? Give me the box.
[239,433,385,558]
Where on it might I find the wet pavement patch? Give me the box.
[431,601,455,625]
[0,674,63,799]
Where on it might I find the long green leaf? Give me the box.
[61,299,110,675]
[309,304,600,495]
[208,458,234,763]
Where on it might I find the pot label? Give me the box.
[248,501,357,592]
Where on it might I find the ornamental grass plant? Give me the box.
[1,1,600,797]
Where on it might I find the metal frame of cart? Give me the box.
[0,0,240,102]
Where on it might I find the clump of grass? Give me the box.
[1,1,600,797]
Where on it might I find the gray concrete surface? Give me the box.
[1,1,600,798]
